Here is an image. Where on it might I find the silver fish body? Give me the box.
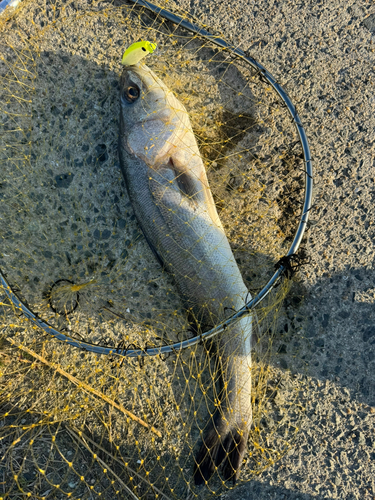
[118,64,253,483]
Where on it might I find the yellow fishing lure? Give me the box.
[121,41,157,66]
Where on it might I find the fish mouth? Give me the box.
[121,63,158,82]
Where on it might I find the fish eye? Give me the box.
[123,85,140,103]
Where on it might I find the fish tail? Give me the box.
[194,417,249,485]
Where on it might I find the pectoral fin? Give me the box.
[149,160,185,211]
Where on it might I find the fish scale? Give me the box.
[119,63,253,484]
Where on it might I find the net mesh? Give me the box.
[0,0,307,498]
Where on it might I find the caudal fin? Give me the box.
[194,419,248,485]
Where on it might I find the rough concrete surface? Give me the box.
[1,0,374,498]
[168,0,375,498]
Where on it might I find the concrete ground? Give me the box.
[1,0,374,498]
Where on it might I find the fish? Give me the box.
[118,63,253,484]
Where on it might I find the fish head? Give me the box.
[119,64,188,164]
[120,64,173,123]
